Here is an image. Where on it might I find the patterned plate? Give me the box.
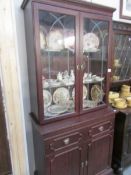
[83,33,99,51]
[91,85,104,102]
[48,105,67,114]
[43,90,52,108]
[72,85,87,100]
[53,87,70,105]
[47,29,64,51]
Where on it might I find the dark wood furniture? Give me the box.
[110,21,131,175]
[0,83,12,175]
[22,0,115,174]
[112,109,131,175]
[111,21,131,86]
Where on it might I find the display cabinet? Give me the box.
[22,0,115,174]
[111,21,131,86]
[110,21,131,175]
[22,0,114,124]
[112,110,131,175]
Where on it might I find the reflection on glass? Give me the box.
[82,18,109,109]
[39,10,76,119]
[112,34,131,81]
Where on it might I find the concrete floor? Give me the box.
[124,166,131,175]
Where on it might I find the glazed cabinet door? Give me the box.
[79,13,111,112]
[33,3,80,123]
[87,134,113,175]
[112,32,131,82]
[46,146,83,175]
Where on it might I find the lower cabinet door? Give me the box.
[87,134,113,175]
[126,129,131,154]
[46,146,83,175]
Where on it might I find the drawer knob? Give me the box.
[63,138,70,145]
[99,126,104,132]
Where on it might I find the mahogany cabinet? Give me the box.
[32,109,114,175]
[22,0,115,174]
[112,110,131,175]
[111,21,131,88]
[110,21,131,174]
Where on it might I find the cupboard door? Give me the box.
[124,129,131,154]
[112,33,131,82]
[33,3,80,123]
[80,13,110,112]
[87,134,113,175]
[46,146,83,175]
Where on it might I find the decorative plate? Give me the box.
[64,36,75,51]
[53,87,70,105]
[83,100,97,108]
[72,85,87,100]
[43,90,52,108]
[47,29,64,51]
[48,105,67,114]
[83,33,99,51]
[91,85,104,102]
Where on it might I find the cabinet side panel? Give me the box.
[24,2,38,119]
[32,123,45,175]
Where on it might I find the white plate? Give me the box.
[47,30,64,51]
[72,85,87,100]
[83,33,99,51]
[48,105,67,114]
[43,90,52,108]
[53,87,70,105]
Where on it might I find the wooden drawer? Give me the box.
[89,120,113,138]
[45,132,82,154]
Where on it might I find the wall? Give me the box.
[91,0,131,23]
[0,0,29,174]
[12,0,35,174]
[0,0,131,175]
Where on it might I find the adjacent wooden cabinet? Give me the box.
[111,21,131,87]
[110,21,131,175]
[112,110,131,175]
[22,0,115,174]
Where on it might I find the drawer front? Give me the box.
[89,120,113,138]
[45,132,82,154]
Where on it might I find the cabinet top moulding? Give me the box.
[21,0,115,16]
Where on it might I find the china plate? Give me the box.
[47,30,64,51]
[72,85,87,100]
[83,33,99,51]
[91,85,104,102]
[43,90,52,108]
[83,100,97,108]
[53,87,70,105]
[48,105,67,114]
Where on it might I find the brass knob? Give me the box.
[81,64,84,70]
[77,64,80,70]
[63,138,70,145]
[81,162,84,168]
[99,126,104,132]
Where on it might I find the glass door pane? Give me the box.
[82,18,109,110]
[112,34,131,81]
[39,10,76,120]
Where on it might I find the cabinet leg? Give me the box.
[34,170,39,175]
[113,165,123,175]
